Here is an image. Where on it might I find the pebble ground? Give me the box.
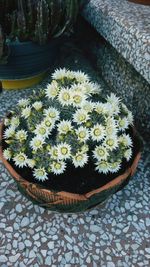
[0,43,150,267]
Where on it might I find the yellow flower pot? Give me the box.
[1,71,47,90]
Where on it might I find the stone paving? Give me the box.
[0,43,150,266]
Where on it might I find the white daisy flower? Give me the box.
[105,118,118,136]
[45,81,59,99]
[109,161,121,173]
[71,90,87,107]
[49,146,59,160]
[118,117,129,131]
[65,70,76,79]
[34,123,50,138]
[11,116,20,128]
[118,134,133,147]
[73,70,89,83]
[32,101,43,111]
[95,102,108,114]
[43,118,55,131]
[27,159,36,169]
[30,136,45,151]
[72,152,88,168]
[101,102,115,116]
[95,160,110,174]
[18,98,30,107]
[51,161,66,175]
[52,68,68,80]
[84,82,101,95]
[104,136,119,151]
[124,148,132,161]
[13,152,28,168]
[107,102,120,115]
[21,106,31,119]
[16,130,27,142]
[73,109,90,125]
[57,120,73,134]
[127,111,134,125]
[44,107,60,121]
[75,126,89,143]
[57,88,72,106]
[4,118,10,126]
[93,145,108,160]
[105,117,117,127]
[81,100,95,113]
[121,104,134,125]
[105,124,118,136]
[33,167,48,181]
[90,124,105,141]
[3,148,12,160]
[107,93,121,106]
[3,126,15,139]
[57,142,71,160]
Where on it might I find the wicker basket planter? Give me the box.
[0,121,141,213]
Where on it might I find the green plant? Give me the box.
[0,0,80,61]
[3,69,134,181]
[0,25,9,64]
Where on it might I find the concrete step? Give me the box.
[82,0,150,83]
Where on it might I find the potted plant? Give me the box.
[0,69,142,212]
[0,0,80,90]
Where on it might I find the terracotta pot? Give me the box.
[128,0,150,5]
[0,121,141,213]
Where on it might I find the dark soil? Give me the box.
[2,127,142,194]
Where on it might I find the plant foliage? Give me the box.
[3,69,134,182]
[0,0,80,60]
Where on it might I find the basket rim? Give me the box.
[0,120,141,200]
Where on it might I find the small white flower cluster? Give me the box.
[3,68,134,181]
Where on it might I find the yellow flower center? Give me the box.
[37,170,44,176]
[35,140,42,147]
[98,149,105,156]
[119,119,125,127]
[100,161,107,168]
[51,88,58,96]
[39,127,46,135]
[79,131,86,138]
[94,128,101,136]
[62,125,69,132]
[45,120,52,127]
[18,155,25,162]
[49,112,56,118]
[73,95,82,104]
[61,147,68,155]
[79,114,86,122]
[76,154,83,161]
[106,139,114,146]
[62,92,70,101]
[18,133,26,141]
[55,162,61,169]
